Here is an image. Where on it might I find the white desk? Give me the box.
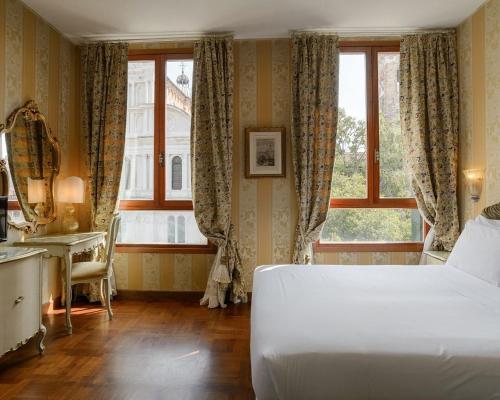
[14,232,105,334]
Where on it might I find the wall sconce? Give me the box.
[57,176,85,233]
[27,177,46,216]
[463,168,484,202]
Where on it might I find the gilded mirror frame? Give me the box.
[0,100,61,233]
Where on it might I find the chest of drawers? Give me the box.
[0,247,47,357]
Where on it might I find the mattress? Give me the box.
[251,264,500,400]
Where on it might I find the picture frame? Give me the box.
[245,127,286,178]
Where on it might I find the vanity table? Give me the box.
[14,232,105,334]
[0,247,47,357]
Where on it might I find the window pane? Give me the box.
[165,60,193,200]
[320,208,423,243]
[378,52,413,198]
[120,60,155,200]
[117,210,207,245]
[1,135,18,201]
[332,53,367,199]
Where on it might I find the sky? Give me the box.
[164,54,370,121]
[339,53,366,121]
[166,60,193,96]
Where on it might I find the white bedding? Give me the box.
[251,265,500,400]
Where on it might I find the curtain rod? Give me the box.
[291,27,456,37]
[76,27,456,44]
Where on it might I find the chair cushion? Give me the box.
[71,261,107,280]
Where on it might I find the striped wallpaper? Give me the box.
[458,0,500,226]
[0,0,80,303]
[0,4,425,295]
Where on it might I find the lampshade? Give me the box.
[57,176,85,204]
[27,178,46,204]
[463,168,484,202]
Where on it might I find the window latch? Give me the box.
[375,149,380,163]
[159,151,165,167]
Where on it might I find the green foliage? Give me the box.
[321,108,420,243]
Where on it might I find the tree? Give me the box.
[321,107,419,243]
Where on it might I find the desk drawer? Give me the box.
[0,256,41,354]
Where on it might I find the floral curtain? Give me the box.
[191,36,246,308]
[80,42,128,301]
[81,42,128,232]
[399,33,459,251]
[290,33,339,264]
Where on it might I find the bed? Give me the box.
[251,264,500,399]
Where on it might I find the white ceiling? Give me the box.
[22,0,486,42]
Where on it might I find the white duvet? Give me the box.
[251,265,500,400]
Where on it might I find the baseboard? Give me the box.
[43,291,251,306]
[115,290,204,301]
[115,290,252,302]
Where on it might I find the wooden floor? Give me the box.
[0,295,254,400]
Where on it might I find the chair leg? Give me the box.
[99,279,105,307]
[105,278,113,320]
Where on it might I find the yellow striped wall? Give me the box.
[458,0,500,226]
[114,39,422,292]
[0,0,80,303]
[2,1,495,296]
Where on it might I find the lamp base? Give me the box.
[62,204,79,233]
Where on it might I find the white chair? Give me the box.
[63,214,121,319]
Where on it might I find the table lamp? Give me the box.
[27,177,46,217]
[57,176,84,233]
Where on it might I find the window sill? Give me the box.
[116,243,217,254]
[314,242,424,253]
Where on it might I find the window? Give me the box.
[117,51,209,251]
[318,42,424,251]
[171,156,182,190]
[0,135,21,213]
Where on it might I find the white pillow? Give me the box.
[446,219,500,286]
[475,215,500,230]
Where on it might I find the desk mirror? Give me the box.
[0,100,60,232]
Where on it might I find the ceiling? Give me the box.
[22,0,486,42]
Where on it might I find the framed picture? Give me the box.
[245,127,286,178]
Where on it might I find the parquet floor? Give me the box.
[0,295,254,400]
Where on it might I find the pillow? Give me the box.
[446,219,500,286]
[475,215,500,230]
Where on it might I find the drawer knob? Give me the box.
[14,296,24,304]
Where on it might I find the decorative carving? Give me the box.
[35,324,47,354]
[482,203,500,220]
[0,100,61,232]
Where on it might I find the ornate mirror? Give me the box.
[0,100,60,232]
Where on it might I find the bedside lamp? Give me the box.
[463,168,484,202]
[57,176,84,233]
[27,177,46,216]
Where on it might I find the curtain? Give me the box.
[80,42,128,301]
[191,36,246,308]
[81,42,128,232]
[290,33,339,264]
[400,33,459,251]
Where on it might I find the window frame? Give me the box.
[315,41,426,253]
[117,49,215,254]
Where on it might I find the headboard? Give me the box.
[482,203,500,220]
